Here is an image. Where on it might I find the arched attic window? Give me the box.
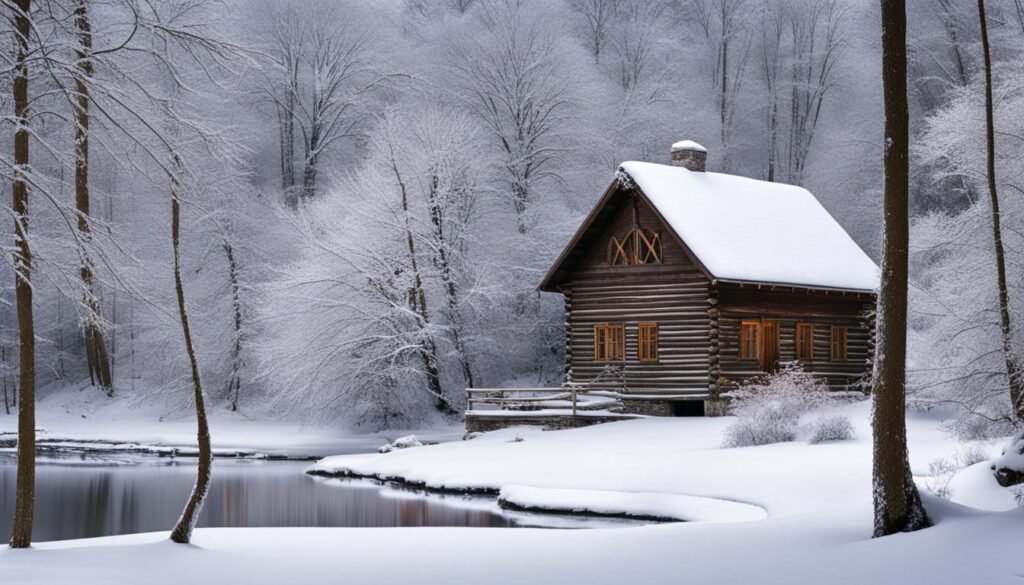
[608,226,663,266]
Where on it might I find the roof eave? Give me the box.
[713,278,878,297]
[537,179,621,293]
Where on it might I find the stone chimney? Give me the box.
[670,140,707,172]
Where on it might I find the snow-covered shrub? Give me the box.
[804,414,855,444]
[378,435,423,454]
[722,364,852,448]
[1008,485,1024,507]
[926,444,990,499]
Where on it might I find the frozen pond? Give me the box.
[0,456,643,542]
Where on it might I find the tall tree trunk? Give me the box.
[720,36,729,166]
[223,237,243,411]
[426,177,474,388]
[168,155,212,544]
[9,0,35,550]
[871,0,930,538]
[937,0,969,87]
[390,160,455,415]
[302,121,320,201]
[279,53,298,205]
[74,0,114,397]
[767,96,778,182]
[977,0,1024,420]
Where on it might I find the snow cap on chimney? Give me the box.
[670,140,707,172]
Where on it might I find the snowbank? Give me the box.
[4,505,1024,585]
[5,401,1024,584]
[498,485,766,522]
[0,386,463,459]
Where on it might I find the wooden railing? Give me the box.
[466,366,627,418]
[465,387,623,417]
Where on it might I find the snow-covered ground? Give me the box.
[0,384,463,458]
[312,401,1008,517]
[4,401,1024,584]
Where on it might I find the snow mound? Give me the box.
[948,461,1020,511]
[498,485,766,523]
[378,435,423,454]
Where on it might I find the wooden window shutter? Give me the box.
[796,323,814,362]
[594,324,625,362]
[610,323,625,361]
[739,321,760,360]
[638,322,658,362]
[830,325,848,362]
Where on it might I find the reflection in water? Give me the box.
[0,458,515,542]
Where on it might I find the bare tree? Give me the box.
[783,0,847,184]
[612,0,669,94]
[261,4,303,201]
[168,153,212,544]
[936,0,969,87]
[411,108,482,391]
[872,0,930,538]
[692,0,750,170]
[382,123,453,415]
[8,0,35,550]
[759,2,785,181]
[976,0,1024,419]
[72,0,114,396]
[297,6,373,202]
[451,0,571,234]
[570,0,616,63]
[222,234,243,411]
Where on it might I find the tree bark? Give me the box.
[9,0,36,550]
[223,237,243,411]
[977,0,1024,420]
[168,155,212,544]
[390,158,456,415]
[871,0,930,538]
[74,0,114,397]
[427,176,474,389]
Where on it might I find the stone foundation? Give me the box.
[703,398,731,417]
[465,412,636,434]
[621,399,673,417]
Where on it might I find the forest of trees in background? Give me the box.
[0,0,1021,431]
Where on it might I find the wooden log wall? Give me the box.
[563,288,573,384]
[708,289,721,395]
[716,284,874,392]
[565,196,711,395]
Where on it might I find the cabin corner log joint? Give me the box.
[466,141,878,432]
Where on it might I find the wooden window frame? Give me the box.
[739,320,761,361]
[796,322,814,362]
[830,325,848,362]
[637,322,659,362]
[594,323,625,362]
[740,319,780,372]
[608,227,663,266]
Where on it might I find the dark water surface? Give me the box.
[0,457,528,542]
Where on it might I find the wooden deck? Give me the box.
[464,386,641,434]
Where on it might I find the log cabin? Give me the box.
[536,141,879,417]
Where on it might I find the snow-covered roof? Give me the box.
[671,140,707,153]
[619,161,878,292]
